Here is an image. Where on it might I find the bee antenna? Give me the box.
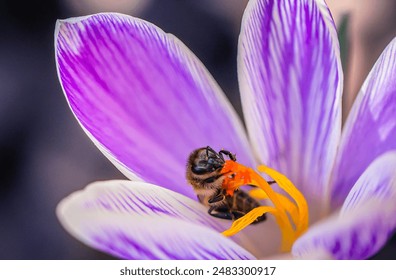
[219,149,236,161]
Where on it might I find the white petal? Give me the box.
[57,180,255,259]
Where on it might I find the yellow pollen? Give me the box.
[220,160,309,252]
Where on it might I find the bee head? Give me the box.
[189,146,225,175]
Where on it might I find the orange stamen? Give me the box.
[220,160,309,252]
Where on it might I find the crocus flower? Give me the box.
[55,0,396,260]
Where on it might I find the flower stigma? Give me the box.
[220,160,309,252]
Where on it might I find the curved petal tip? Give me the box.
[55,13,255,198]
[56,180,255,260]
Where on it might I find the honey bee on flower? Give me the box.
[55,0,396,260]
[186,146,268,223]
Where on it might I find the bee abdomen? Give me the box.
[226,189,266,223]
[231,190,260,209]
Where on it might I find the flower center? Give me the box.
[220,160,309,252]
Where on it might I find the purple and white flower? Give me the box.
[55,0,396,260]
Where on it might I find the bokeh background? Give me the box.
[0,0,395,259]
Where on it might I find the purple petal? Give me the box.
[238,0,343,202]
[58,180,229,232]
[292,200,396,260]
[329,38,396,208]
[341,151,396,214]
[293,153,396,259]
[55,13,255,199]
[57,180,255,260]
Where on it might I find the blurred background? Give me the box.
[0,0,395,259]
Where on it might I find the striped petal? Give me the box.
[293,153,396,259]
[292,200,396,260]
[238,0,342,203]
[329,38,396,208]
[341,151,396,214]
[57,180,255,260]
[55,13,255,199]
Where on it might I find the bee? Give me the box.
[186,146,267,223]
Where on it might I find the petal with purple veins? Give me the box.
[61,213,254,260]
[341,151,396,213]
[292,200,396,260]
[238,0,342,202]
[55,13,255,198]
[329,38,396,208]
[293,153,396,259]
[57,180,255,260]
[57,180,230,232]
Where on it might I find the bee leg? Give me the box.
[230,210,245,220]
[208,205,233,220]
[230,210,266,224]
[247,181,275,190]
[208,188,227,204]
[208,193,225,204]
[253,213,267,223]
